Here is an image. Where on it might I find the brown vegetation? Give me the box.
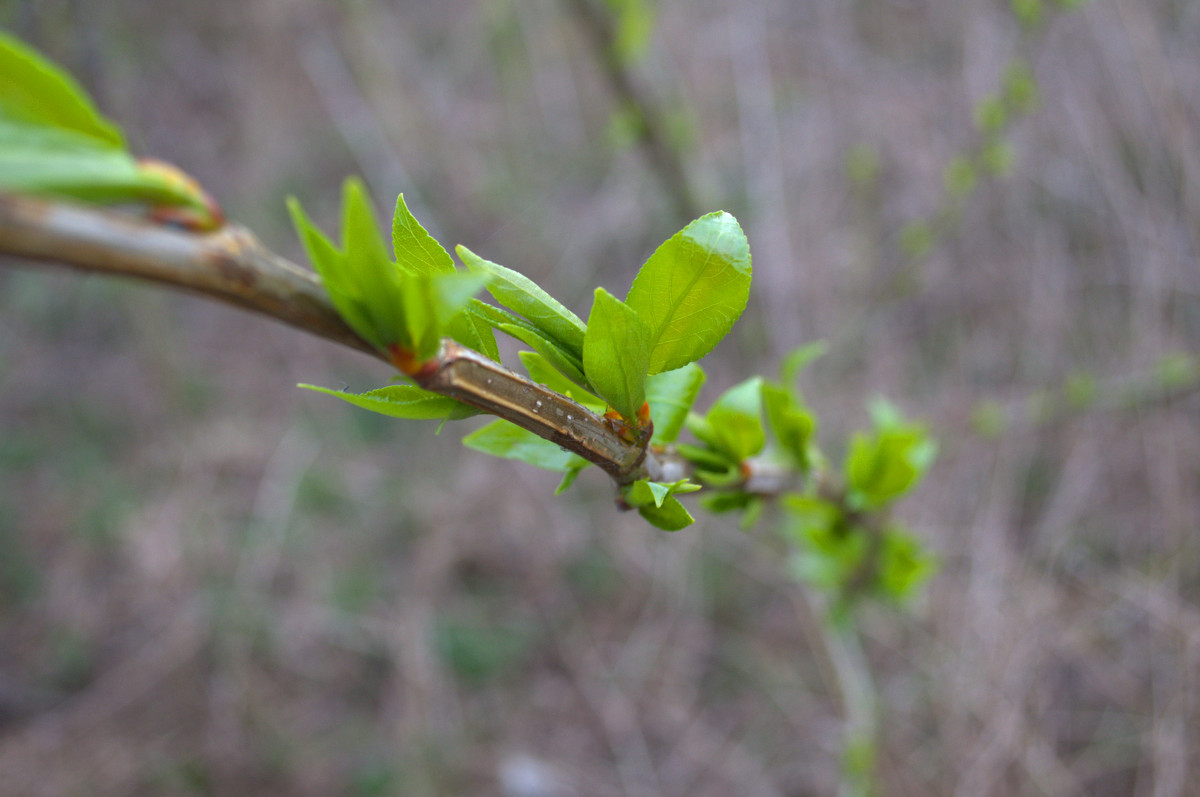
[1,0,1197,794]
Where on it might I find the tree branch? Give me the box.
[0,193,375,358]
[0,193,662,485]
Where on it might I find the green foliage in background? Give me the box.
[881,0,1088,261]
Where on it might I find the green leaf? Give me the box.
[625,211,752,374]
[583,288,651,422]
[899,221,935,260]
[1010,0,1043,28]
[876,526,938,603]
[392,193,455,275]
[461,419,578,472]
[447,308,501,362]
[637,496,694,531]
[1002,59,1040,115]
[607,0,656,63]
[298,383,472,419]
[762,383,816,472]
[783,496,866,592]
[645,364,705,444]
[624,479,670,508]
[457,245,586,357]
[973,95,1008,135]
[0,34,214,216]
[675,442,737,473]
[845,413,937,509]
[705,377,766,461]
[943,156,977,198]
[291,183,485,358]
[980,140,1016,177]
[288,196,383,350]
[699,491,755,514]
[498,323,589,388]
[402,271,490,359]
[331,180,407,349]
[519,351,604,410]
[683,412,725,453]
[555,456,591,494]
[622,478,700,510]
[342,178,393,273]
[0,32,122,147]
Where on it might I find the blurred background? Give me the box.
[2,0,1199,794]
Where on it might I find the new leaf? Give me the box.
[462,420,580,472]
[583,288,651,423]
[626,212,751,374]
[456,245,587,358]
[645,364,705,444]
[0,33,216,221]
[299,384,475,420]
[392,193,455,275]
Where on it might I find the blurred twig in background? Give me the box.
[563,0,700,222]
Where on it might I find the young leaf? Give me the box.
[0,32,123,147]
[462,419,578,472]
[456,245,586,357]
[288,196,382,350]
[762,383,816,472]
[582,288,651,422]
[625,211,751,374]
[519,351,604,410]
[699,491,756,514]
[392,193,455,275]
[342,178,393,272]
[335,179,408,347]
[0,34,216,220]
[637,496,694,531]
[290,184,406,352]
[625,479,671,508]
[645,364,705,444]
[876,525,938,603]
[447,309,501,362]
[498,323,589,388]
[555,456,591,494]
[299,383,473,419]
[401,271,490,359]
[675,442,738,473]
[705,377,766,462]
[623,478,701,509]
[845,417,937,509]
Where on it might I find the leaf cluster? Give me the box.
[288,178,752,530]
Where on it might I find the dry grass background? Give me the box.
[1,0,1199,794]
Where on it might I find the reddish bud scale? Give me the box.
[387,343,437,378]
[604,402,654,447]
[139,158,226,232]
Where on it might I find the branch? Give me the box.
[0,193,662,484]
[562,0,699,222]
[0,193,375,358]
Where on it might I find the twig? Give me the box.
[0,193,373,357]
[0,193,660,485]
[562,0,700,222]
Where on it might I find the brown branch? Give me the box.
[0,193,659,485]
[0,193,375,358]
